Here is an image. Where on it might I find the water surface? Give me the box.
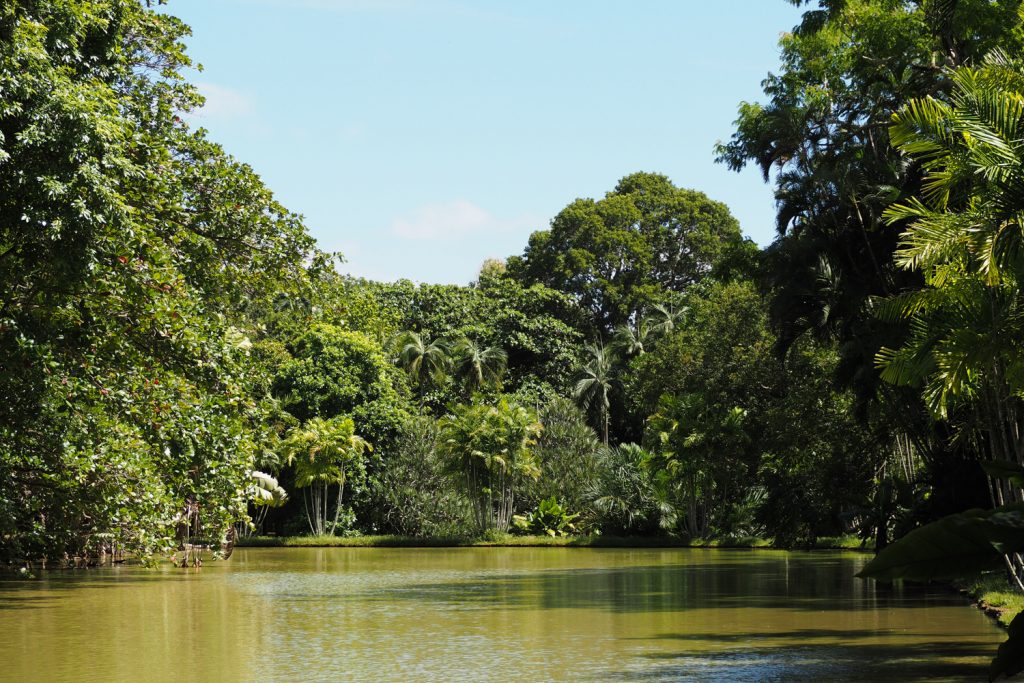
[0,547,1004,682]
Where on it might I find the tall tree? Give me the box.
[716,1,1024,526]
[717,0,1024,401]
[439,399,542,534]
[508,172,748,332]
[574,343,617,445]
[0,0,320,564]
[284,416,371,536]
[878,56,1024,514]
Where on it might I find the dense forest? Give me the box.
[5,0,1024,625]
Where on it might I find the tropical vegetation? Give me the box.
[8,0,1024,674]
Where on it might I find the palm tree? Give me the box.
[878,56,1024,426]
[876,55,1024,585]
[283,416,372,536]
[645,301,686,338]
[393,330,451,409]
[438,398,541,533]
[573,342,616,445]
[451,337,507,396]
[611,319,651,358]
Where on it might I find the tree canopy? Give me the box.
[0,0,320,563]
[507,172,750,332]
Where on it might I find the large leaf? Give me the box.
[982,460,1024,487]
[991,611,1024,681]
[857,507,1024,581]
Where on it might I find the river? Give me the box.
[0,547,1005,682]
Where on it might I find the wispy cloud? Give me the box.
[193,83,255,120]
[245,0,430,11]
[238,0,501,22]
[390,200,539,241]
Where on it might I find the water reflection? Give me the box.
[0,547,1004,682]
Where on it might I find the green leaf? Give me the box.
[981,460,1024,487]
[856,510,1024,581]
[990,611,1024,681]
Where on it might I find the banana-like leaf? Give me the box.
[252,470,279,490]
[991,611,1024,681]
[252,487,275,502]
[981,460,1024,487]
[857,506,1024,581]
[250,470,289,507]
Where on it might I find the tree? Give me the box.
[526,397,602,513]
[647,394,750,538]
[507,172,747,332]
[588,443,661,535]
[274,323,409,454]
[716,0,1024,426]
[624,279,884,542]
[875,56,1024,587]
[284,416,371,536]
[370,416,471,537]
[244,471,289,537]
[611,320,652,358]
[574,343,617,445]
[878,56,1024,427]
[439,398,541,534]
[0,0,320,565]
[450,337,507,396]
[392,330,451,409]
[345,278,588,404]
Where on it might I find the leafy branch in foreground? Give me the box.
[865,52,1024,681]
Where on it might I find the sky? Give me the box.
[168,0,806,284]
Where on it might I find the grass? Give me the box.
[809,535,866,550]
[235,533,868,550]
[961,573,1024,626]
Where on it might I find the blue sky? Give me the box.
[170,0,805,283]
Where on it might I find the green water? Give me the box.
[0,547,1005,682]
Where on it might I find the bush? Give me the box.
[370,416,472,537]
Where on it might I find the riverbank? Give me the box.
[960,574,1024,626]
[235,533,868,550]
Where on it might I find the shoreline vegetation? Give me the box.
[7,0,1024,675]
[234,533,867,550]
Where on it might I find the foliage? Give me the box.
[274,323,410,456]
[860,56,1024,678]
[250,471,289,508]
[717,0,1024,364]
[438,398,542,533]
[587,443,662,535]
[450,337,507,397]
[344,277,587,408]
[717,2,1024,537]
[369,415,471,537]
[573,342,617,445]
[647,393,750,538]
[511,497,580,537]
[625,280,884,542]
[0,0,321,564]
[508,172,749,332]
[392,330,450,408]
[525,397,602,513]
[877,57,1024,423]
[283,416,371,536]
